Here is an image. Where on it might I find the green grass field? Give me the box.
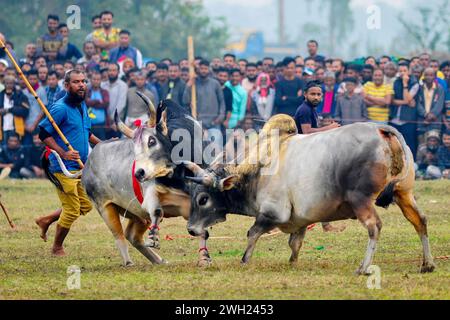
[0,179,449,300]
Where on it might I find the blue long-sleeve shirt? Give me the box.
[225,81,247,129]
[38,95,91,173]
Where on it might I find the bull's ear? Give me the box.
[219,175,238,191]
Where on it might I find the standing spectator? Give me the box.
[324,58,334,71]
[335,77,367,125]
[183,59,225,130]
[379,55,391,71]
[45,71,62,107]
[331,58,345,75]
[211,57,223,75]
[317,71,338,117]
[109,30,143,69]
[338,64,363,95]
[238,59,248,75]
[295,64,304,79]
[154,63,169,102]
[437,129,450,179]
[251,73,275,122]
[241,62,258,94]
[314,67,325,83]
[383,62,398,86]
[304,57,316,71]
[37,66,49,87]
[411,64,424,80]
[216,67,233,125]
[361,64,374,84]
[0,75,29,144]
[223,53,237,69]
[365,56,377,67]
[274,57,305,116]
[441,61,450,131]
[415,130,442,179]
[101,62,127,138]
[57,23,82,62]
[363,68,393,124]
[305,40,325,66]
[294,80,340,134]
[417,68,445,138]
[410,56,420,69]
[86,72,109,140]
[92,11,121,59]
[123,71,155,127]
[419,53,431,69]
[390,62,420,158]
[25,131,46,179]
[52,61,65,80]
[22,70,47,146]
[225,69,247,129]
[36,15,66,62]
[262,57,274,72]
[77,41,97,65]
[19,43,37,67]
[33,56,47,70]
[85,15,102,42]
[0,133,30,179]
[163,64,186,106]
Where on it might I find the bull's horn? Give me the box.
[136,91,156,127]
[50,150,82,178]
[186,176,206,184]
[114,109,134,139]
[182,161,205,177]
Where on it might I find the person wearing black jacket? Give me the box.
[216,67,233,125]
[274,57,305,116]
[0,75,29,144]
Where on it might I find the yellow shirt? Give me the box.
[363,82,394,122]
[92,27,121,58]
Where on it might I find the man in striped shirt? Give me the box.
[363,68,393,124]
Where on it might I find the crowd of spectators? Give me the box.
[0,11,449,180]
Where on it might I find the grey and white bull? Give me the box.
[56,93,211,266]
[186,115,436,274]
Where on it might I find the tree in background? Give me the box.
[0,0,228,60]
[398,0,450,53]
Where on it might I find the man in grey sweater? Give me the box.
[183,59,225,129]
[123,71,156,127]
[334,77,368,125]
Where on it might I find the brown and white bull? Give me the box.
[185,115,436,274]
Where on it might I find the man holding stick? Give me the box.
[35,70,101,256]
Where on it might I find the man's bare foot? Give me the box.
[52,246,66,257]
[322,223,346,233]
[35,217,50,242]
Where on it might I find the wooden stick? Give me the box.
[187,36,197,119]
[0,195,15,229]
[0,38,84,169]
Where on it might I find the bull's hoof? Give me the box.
[197,257,212,268]
[160,259,169,265]
[354,266,370,276]
[420,262,436,273]
[124,260,134,267]
[144,238,160,249]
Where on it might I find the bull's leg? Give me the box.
[288,227,307,263]
[145,207,163,249]
[125,219,167,265]
[353,201,382,275]
[100,203,133,267]
[197,231,212,267]
[395,190,435,273]
[241,215,276,264]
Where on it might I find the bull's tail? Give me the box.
[375,125,412,209]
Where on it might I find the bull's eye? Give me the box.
[198,195,209,206]
[148,136,156,148]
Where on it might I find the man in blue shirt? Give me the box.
[35,70,101,256]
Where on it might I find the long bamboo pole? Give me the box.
[187,36,197,119]
[0,38,84,168]
[0,194,15,229]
